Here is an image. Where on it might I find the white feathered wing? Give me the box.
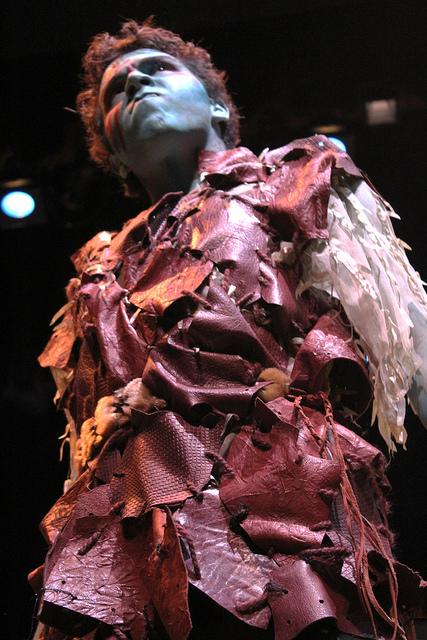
[298,173,427,450]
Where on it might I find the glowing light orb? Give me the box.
[327,136,347,153]
[1,191,36,219]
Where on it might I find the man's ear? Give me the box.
[210,99,230,124]
[110,153,130,180]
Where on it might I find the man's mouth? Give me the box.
[140,92,159,99]
[129,92,160,113]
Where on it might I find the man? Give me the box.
[32,20,427,640]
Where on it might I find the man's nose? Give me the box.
[125,69,153,99]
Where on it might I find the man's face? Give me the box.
[99,48,225,168]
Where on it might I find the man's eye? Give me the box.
[107,81,125,99]
[153,62,172,72]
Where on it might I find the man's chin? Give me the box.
[135,114,171,138]
[128,125,202,151]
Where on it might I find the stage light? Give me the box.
[366,99,397,126]
[327,136,347,153]
[0,181,47,229]
[1,190,36,219]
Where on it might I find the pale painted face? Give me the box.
[98,48,228,169]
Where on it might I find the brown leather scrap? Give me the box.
[174,488,274,629]
[38,484,150,638]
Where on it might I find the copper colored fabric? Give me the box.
[35,137,424,640]
[40,470,92,545]
[139,510,192,640]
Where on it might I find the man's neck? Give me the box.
[132,131,227,203]
[134,152,202,203]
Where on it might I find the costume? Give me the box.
[32,136,427,640]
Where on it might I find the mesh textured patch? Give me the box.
[111,410,223,518]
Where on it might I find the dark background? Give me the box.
[1,1,426,637]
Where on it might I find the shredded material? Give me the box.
[299,175,427,450]
[319,393,404,640]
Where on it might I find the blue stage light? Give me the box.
[1,190,36,219]
[327,136,347,153]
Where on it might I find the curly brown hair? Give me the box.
[77,19,240,192]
